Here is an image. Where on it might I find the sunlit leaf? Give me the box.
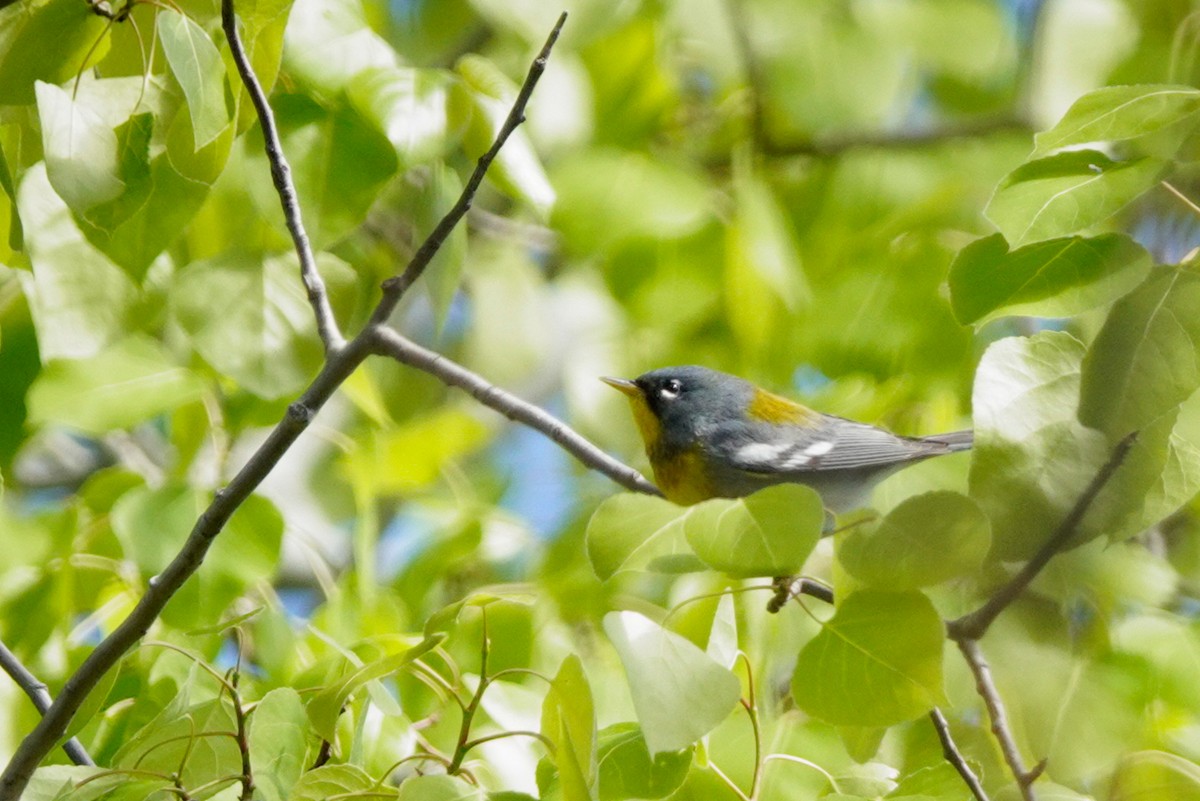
[282,0,397,98]
[27,335,205,434]
[684,484,824,578]
[35,81,124,212]
[838,491,990,589]
[585,493,704,581]
[595,723,692,801]
[249,689,307,801]
[968,332,1108,560]
[0,0,110,105]
[1034,84,1200,156]
[541,654,598,801]
[949,233,1152,325]
[157,10,230,150]
[603,611,741,756]
[985,150,1165,246]
[1110,751,1200,800]
[791,590,945,726]
[397,775,485,800]
[290,765,375,801]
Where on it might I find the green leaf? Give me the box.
[985,150,1165,246]
[596,723,692,801]
[1110,751,1200,800]
[791,590,945,727]
[457,54,555,215]
[306,635,442,741]
[1033,85,1200,156]
[27,335,206,434]
[603,611,741,756]
[968,332,1109,561]
[948,233,1152,325]
[541,654,598,801]
[289,765,376,801]
[413,161,467,331]
[348,66,459,167]
[1079,267,1200,437]
[838,491,990,589]
[684,484,824,578]
[156,10,230,150]
[170,251,332,398]
[35,81,124,212]
[282,0,398,98]
[0,0,110,105]
[249,689,307,801]
[110,484,206,575]
[585,493,704,581]
[397,775,485,800]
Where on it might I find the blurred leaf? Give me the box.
[791,590,945,726]
[705,593,738,669]
[282,0,397,98]
[838,491,990,589]
[1033,85,1200,156]
[603,611,741,756]
[351,408,489,494]
[397,775,485,800]
[551,149,710,253]
[0,0,110,105]
[412,161,467,330]
[595,723,691,801]
[1080,267,1200,437]
[306,635,441,741]
[949,233,1152,325]
[271,95,398,249]
[157,9,230,150]
[968,332,1108,560]
[249,688,307,801]
[349,67,459,167]
[170,251,333,398]
[1109,751,1200,800]
[111,484,205,575]
[210,493,285,584]
[35,81,124,213]
[684,484,824,578]
[985,150,1165,246]
[27,335,205,434]
[541,654,597,801]
[458,54,555,215]
[585,493,704,581]
[290,765,376,801]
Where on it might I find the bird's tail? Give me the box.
[922,429,973,452]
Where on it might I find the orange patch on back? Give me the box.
[746,388,819,426]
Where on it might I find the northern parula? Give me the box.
[602,365,972,511]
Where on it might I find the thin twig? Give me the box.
[948,432,1137,641]
[220,0,344,353]
[228,642,254,801]
[369,11,568,325]
[0,638,94,767]
[368,327,661,496]
[1162,181,1200,219]
[447,609,491,774]
[929,708,989,801]
[767,576,834,612]
[956,640,1044,801]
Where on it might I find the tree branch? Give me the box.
[368,327,660,496]
[929,707,989,801]
[220,0,344,353]
[369,11,567,326]
[0,638,94,767]
[947,432,1137,641]
[956,639,1044,801]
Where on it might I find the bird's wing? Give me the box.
[716,417,942,475]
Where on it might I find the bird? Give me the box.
[602,365,972,512]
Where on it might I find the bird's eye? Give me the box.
[660,379,683,400]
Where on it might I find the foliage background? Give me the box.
[3,0,1200,799]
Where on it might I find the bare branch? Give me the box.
[956,639,1044,801]
[0,638,93,767]
[948,432,1137,641]
[767,575,834,612]
[369,11,568,325]
[368,326,661,496]
[929,708,989,801]
[220,0,344,353]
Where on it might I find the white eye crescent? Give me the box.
[660,379,683,399]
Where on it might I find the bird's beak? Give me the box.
[601,376,641,398]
